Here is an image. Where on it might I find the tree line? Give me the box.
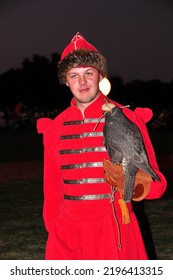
[0,53,173,113]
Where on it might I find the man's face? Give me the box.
[66,67,103,109]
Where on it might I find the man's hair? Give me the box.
[58,49,107,84]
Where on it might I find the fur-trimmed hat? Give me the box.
[58,32,107,84]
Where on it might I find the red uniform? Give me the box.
[37,93,167,260]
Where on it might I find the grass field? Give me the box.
[0,179,47,260]
[0,130,173,260]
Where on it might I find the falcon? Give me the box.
[102,103,160,202]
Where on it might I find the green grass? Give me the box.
[0,179,47,260]
[144,199,173,260]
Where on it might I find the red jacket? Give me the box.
[37,93,167,260]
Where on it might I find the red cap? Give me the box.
[60,32,98,60]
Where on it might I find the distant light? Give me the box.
[99,78,111,96]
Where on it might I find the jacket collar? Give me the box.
[70,92,108,118]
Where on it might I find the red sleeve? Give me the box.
[122,107,167,200]
[37,118,62,232]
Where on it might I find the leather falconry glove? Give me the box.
[103,159,152,201]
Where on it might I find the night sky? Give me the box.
[0,0,173,82]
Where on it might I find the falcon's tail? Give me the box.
[136,163,161,182]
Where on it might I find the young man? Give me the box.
[37,32,167,260]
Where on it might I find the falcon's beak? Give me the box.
[102,103,116,113]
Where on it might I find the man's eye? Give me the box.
[70,74,77,78]
[86,72,92,76]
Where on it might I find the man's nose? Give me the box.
[79,76,87,84]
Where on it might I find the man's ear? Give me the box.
[66,81,69,86]
[99,74,104,82]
